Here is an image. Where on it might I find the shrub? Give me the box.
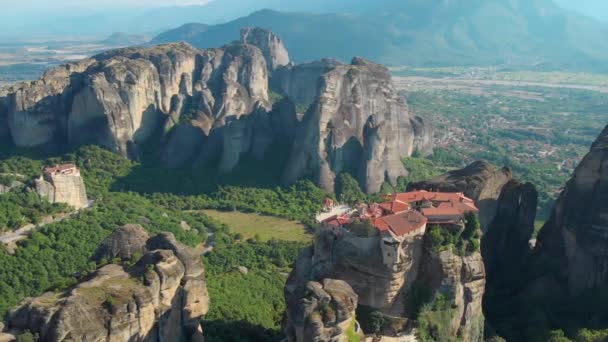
[417,295,457,342]
[428,225,445,250]
[348,219,378,237]
[336,173,366,205]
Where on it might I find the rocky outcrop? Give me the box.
[3,60,95,147]
[284,279,359,342]
[417,249,485,341]
[0,88,10,143]
[286,225,484,340]
[284,161,545,340]
[1,28,434,193]
[481,180,537,288]
[2,225,209,341]
[35,167,88,209]
[272,59,344,108]
[289,229,425,314]
[534,124,608,294]
[283,57,433,194]
[1,40,270,162]
[241,27,290,71]
[92,224,150,261]
[408,161,514,231]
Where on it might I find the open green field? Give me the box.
[202,210,312,242]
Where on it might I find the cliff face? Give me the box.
[35,170,88,209]
[417,250,486,342]
[272,59,344,108]
[4,60,95,147]
[300,229,425,314]
[283,57,433,194]
[285,161,542,339]
[534,124,608,294]
[481,180,537,289]
[410,160,542,340]
[1,38,270,161]
[0,28,433,193]
[0,88,10,143]
[284,278,359,342]
[241,27,290,71]
[3,225,209,342]
[286,227,484,340]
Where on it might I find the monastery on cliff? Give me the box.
[318,190,479,267]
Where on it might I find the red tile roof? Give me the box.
[373,217,390,232]
[378,201,411,214]
[377,210,428,237]
[422,207,462,217]
[322,191,478,236]
[437,201,479,213]
[43,164,78,174]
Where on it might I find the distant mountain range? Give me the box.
[151,0,608,71]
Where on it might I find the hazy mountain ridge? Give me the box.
[152,0,608,71]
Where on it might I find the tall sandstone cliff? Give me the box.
[409,161,539,328]
[283,161,537,340]
[1,225,209,342]
[534,124,608,294]
[0,28,432,194]
[285,227,485,341]
[283,57,433,194]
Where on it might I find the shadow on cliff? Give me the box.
[202,319,283,342]
[110,140,296,195]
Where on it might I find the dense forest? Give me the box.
[1,137,607,341]
[0,145,322,339]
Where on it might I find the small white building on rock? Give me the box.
[35,164,88,209]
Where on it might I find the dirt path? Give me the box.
[1,200,95,252]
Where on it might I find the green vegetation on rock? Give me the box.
[417,295,458,342]
[427,213,481,256]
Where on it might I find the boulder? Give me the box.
[91,224,150,262]
[5,230,209,342]
[284,279,359,342]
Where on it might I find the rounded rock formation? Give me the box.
[92,224,150,262]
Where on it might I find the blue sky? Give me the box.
[5,0,607,20]
[9,0,209,10]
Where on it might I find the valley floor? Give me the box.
[200,209,311,242]
[392,68,608,218]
